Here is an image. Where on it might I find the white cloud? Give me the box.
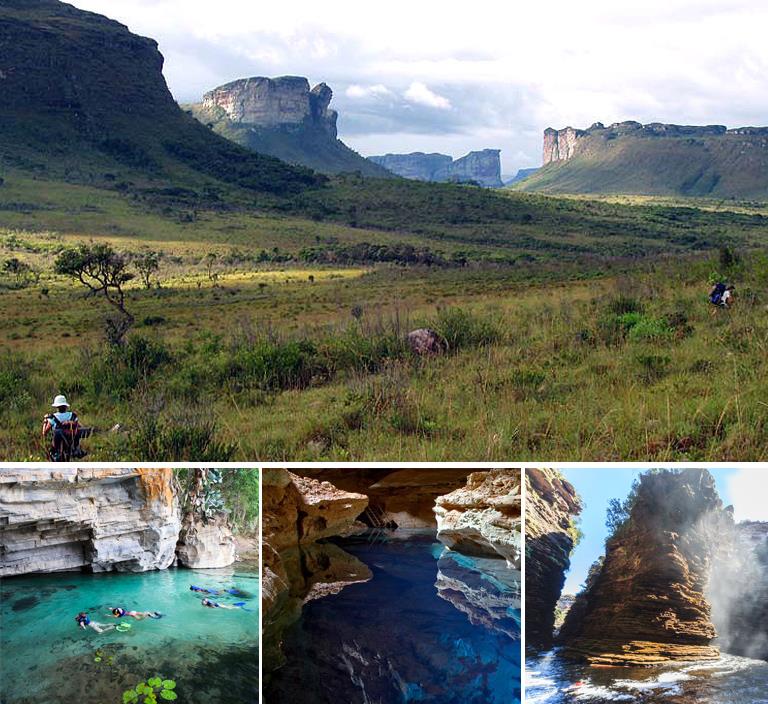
[65,0,768,172]
[345,84,392,99]
[727,470,768,523]
[404,82,451,110]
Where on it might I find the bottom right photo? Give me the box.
[525,467,768,704]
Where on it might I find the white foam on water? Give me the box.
[565,682,636,701]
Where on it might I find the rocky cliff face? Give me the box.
[176,512,236,569]
[525,468,582,649]
[560,469,731,665]
[434,469,521,567]
[295,468,471,528]
[261,469,371,672]
[189,76,388,177]
[369,149,503,187]
[201,76,338,137]
[710,520,768,661]
[0,469,180,576]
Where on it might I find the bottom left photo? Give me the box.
[0,469,260,704]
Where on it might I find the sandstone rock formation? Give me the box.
[176,513,236,569]
[262,469,371,672]
[188,76,388,176]
[0,469,180,576]
[525,468,582,649]
[369,149,503,187]
[559,469,731,665]
[434,469,521,567]
[201,76,338,136]
[295,468,470,528]
[518,120,768,198]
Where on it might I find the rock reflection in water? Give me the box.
[265,535,521,704]
[435,549,521,639]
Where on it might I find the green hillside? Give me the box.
[514,124,768,199]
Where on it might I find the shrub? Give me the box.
[431,307,501,350]
[219,339,319,391]
[0,354,35,413]
[605,295,644,316]
[129,414,235,461]
[635,353,671,381]
[626,316,673,342]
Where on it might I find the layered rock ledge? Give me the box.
[560,469,730,665]
[434,469,522,567]
[0,469,180,576]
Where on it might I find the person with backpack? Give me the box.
[42,394,86,461]
[709,282,735,308]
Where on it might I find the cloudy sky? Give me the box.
[69,0,767,174]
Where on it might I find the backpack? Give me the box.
[709,282,726,305]
[48,412,85,461]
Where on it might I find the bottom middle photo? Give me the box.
[261,468,522,704]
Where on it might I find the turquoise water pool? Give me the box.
[0,565,259,704]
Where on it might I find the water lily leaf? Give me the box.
[160,691,177,701]
[94,657,102,662]
[148,677,162,688]
[161,680,176,690]
[136,683,150,695]
[122,691,138,704]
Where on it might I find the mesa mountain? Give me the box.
[513,121,768,199]
[186,77,389,177]
[368,150,504,187]
[0,0,324,198]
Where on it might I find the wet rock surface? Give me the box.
[525,468,582,649]
[434,469,522,567]
[559,469,731,665]
[0,469,180,576]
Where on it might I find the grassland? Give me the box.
[1,169,767,461]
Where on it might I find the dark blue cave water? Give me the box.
[265,533,521,704]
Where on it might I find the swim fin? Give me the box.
[232,602,254,612]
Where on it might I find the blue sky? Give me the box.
[558,468,765,594]
[68,0,768,174]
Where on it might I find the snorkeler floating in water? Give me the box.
[200,598,253,611]
[190,585,251,598]
[75,612,115,634]
[107,606,163,620]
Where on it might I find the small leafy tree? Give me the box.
[204,252,217,280]
[134,250,160,289]
[2,258,38,288]
[55,243,135,344]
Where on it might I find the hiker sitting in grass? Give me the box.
[42,394,86,461]
[709,282,735,308]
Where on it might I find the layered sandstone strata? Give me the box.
[176,512,236,569]
[525,468,582,649]
[0,469,180,576]
[434,469,521,567]
[560,469,730,665]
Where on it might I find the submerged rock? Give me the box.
[559,468,731,666]
[0,469,180,576]
[434,469,522,567]
[524,468,582,649]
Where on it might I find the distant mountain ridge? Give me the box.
[369,150,503,187]
[513,121,768,198]
[187,77,389,177]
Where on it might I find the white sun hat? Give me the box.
[52,394,70,408]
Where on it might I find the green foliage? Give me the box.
[134,250,160,289]
[605,479,640,540]
[127,414,236,462]
[0,354,35,413]
[121,678,176,704]
[432,307,501,350]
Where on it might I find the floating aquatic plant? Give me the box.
[122,677,177,703]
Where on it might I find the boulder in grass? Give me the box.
[407,328,445,356]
